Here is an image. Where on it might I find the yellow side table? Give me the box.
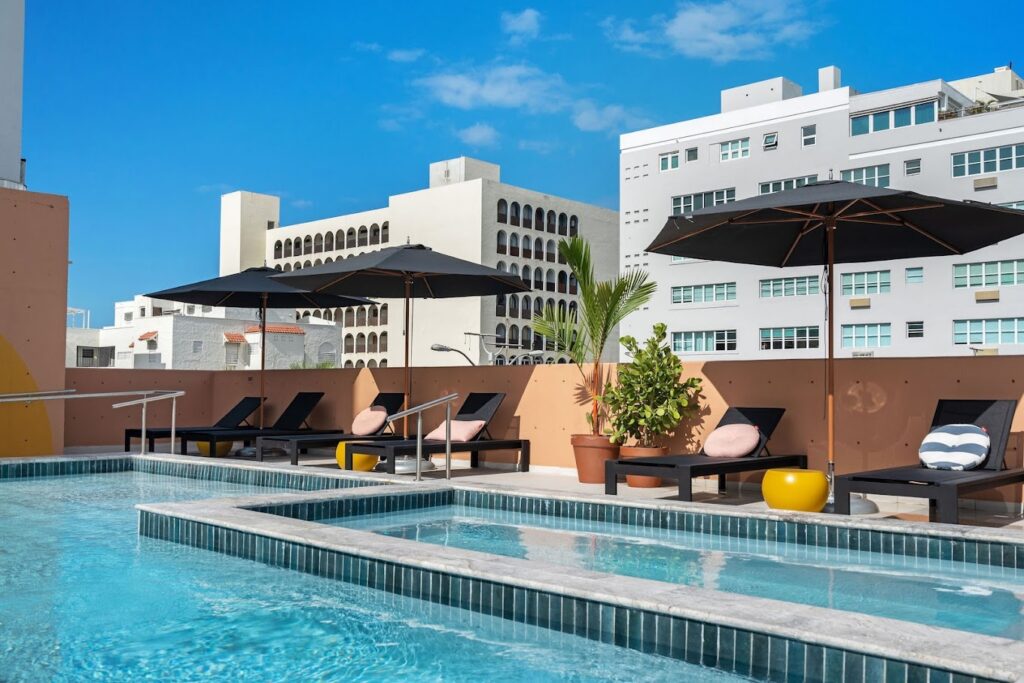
[336,441,378,472]
[197,441,233,458]
[762,468,828,512]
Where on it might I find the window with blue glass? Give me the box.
[850,100,937,136]
[953,318,1024,345]
[841,323,892,349]
[952,143,1024,177]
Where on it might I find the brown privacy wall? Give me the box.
[65,356,1024,502]
[0,188,69,456]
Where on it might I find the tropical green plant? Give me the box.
[288,360,337,370]
[532,236,656,435]
[602,323,702,447]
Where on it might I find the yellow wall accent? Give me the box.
[0,334,53,456]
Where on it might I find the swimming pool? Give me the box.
[0,468,737,681]
[327,497,1024,640]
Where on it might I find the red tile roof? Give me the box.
[244,324,305,335]
[138,331,158,341]
[223,332,246,344]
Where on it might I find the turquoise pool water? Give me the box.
[334,505,1024,640]
[0,472,739,682]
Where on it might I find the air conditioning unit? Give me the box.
[852,351,874,358]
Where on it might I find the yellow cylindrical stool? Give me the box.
[197,441,233,458]
[336,442,378,472]
[762,468,829,512]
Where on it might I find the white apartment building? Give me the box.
[222,157,619,367]
[620,65,1024,360]
[66,295,342,370]
[0,0,26,189]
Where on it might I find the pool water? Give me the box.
[0,472,740,682]
[334,505,1024,640]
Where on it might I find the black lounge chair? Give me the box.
[340,392,530,474]
[834,399,1021,524]
[124,396,262,452]
[178,392,332,455]
[605,407,806,500]
[254,392,407,464]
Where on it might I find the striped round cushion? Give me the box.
[919,424,990,471]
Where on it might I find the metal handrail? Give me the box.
[386,393,460,481]
[0,389,185,456]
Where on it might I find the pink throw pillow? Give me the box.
[703,423,760,458]
[351,406,388,436]
[425,419,486,442]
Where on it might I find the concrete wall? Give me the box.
[0,188,68,455]
[63,356,1024,503]
[0,0,24,187]
[220,191,279,276]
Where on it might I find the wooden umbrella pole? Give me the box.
[403,278,412,438]
[260,292,267,430]
[825,216,836,501]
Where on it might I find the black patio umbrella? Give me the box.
[647,180,1024,495]
[275,244,531,434]
[148,267,373,428]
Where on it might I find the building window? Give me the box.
[672,330,737,353]
[719,138,749,161]
[497,199,508,223]
[759,326,819,350]
[685,147,698,162]
[851,101,936,136]
[953,260,1024,288]
[671,188,735,216]
[659,152,679,171]
[801,124,816,147]
[759,175,818,195]
[123,312,133,322]
[954,318,1024,345]
[904,158,921,176]
[1001,200,1024,210]
[841,164,890,188]
[762,132,778,151]
[841,270,891,296]
[907,321,924,338]
[905,267,924,284]
[202,305,212,313]
[191,341,203,354]
[952,143,1024,177]
[671,282,736,304]
[841,323,892,349]
[759,275,820,298]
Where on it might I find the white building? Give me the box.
[66,294,343,370]
[222,157,619,367]
[620,65,1024,360]
[0,0,26,189]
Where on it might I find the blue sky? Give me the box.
[23,0,1023,326]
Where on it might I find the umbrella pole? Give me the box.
[403,278,412,438]
[826,216,836,502]
[260,293,267,430]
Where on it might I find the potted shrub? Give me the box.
[533,236,656,483]
[603,323,702,487]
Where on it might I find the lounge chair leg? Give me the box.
[717,474,727,494]
[149,437,155,453]
[291,442,300,467]
[604,460,618,495]
[124,434,131,452]
[833,478,851,515]
[344,449,353,471]
[519,441,530,472]
[179,437,188,455]
[932,490,960,525]
[470,451,479,468]
[677,472,693,502]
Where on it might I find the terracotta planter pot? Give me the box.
[620,446,669,488]
[571,434,619,484]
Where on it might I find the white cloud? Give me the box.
[352,41,382,52]
[572,100,650,133]
[291,199,313,209]
[387,48,426,63]
[416,64,567,111]
[456,123,500,147]
[603,0,819,63]
[501,8,541,45]
[517,139,556,154]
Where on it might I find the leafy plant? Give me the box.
[288,360,336,370]
[602,323,702,447]
[532,236,656,435]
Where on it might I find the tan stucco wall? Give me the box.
[0,188,68,456]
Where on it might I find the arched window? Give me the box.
[344,334,355,353]
[558,213,568,236]
[558,271,568,294]
[533,269,543,290]
[314,258,322,267]
[355,360,365,369]
[283,263,292,272]
[379,332,388,352]
[368,332,378,353]
[546,269,556,292]
[356,333,367,353]
[546,210,556,233]
[556,358,567,364]
[509,233,519,257]
[546,297,556,315]
[344,309,355,327]
[521,296,532,319]
[356,307,367,326]
[521,238,532,259]
[325,256,334,264]
[534,207,544,231]
[558,300,567,318]
[318,342,336,366]
[322,309,333,321]
[534,296,545,317]
[346,228,357,248]
[558,248,567,265]
[568,301,578,320]
[379,359,388,367]
[303,260,312,269]
[293,262,302,270]
[314,234,324,253]
[534,238,544,261]
[325,232,334,251]
[344,360,354,368]
[274,264,282,271]
[569,274,578,295]
[370,223,380,245]
[508,296,519,318]
[335,230,345,249]
[303,236,313,254]
[509,264,519,278]
[522,326,532,350]
[509,202,520,226]
[496,324,507,345]
[273,241,283,259]
[367,359,377,368]
[496,230,508,255]
[569,215,578,236]
[497,261,507,272]
[546,239,557,263]
[381,222,389,243]
[522,204,533,229]
[293,237,302,255]
[521,266,531,286]
[302,311,311,320]
[283,240,293,258]
[533,330,544,351]
[509,325,520,347]
[496,294,507,317]
[380,304,388,325]
[368,306,379,326]
[357,226,368,246]
[495,355,506,366]
[497,199,508,223]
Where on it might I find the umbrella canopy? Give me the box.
[148,267,373,428]
[275,244,531,434]
[646,181,1024,501]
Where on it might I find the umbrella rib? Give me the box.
[840,217,906,227]
[730,216,826,225]
[313,271,360,293]
[780,211,824,267]
[840,203,946,220]
[649,209,764,250]
[774,207,829,220]
[859,199,962,254]
[213,292,235,307]
[421,275,436,298]
[831,198,862,218]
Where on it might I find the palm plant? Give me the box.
[533,236,656,435]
